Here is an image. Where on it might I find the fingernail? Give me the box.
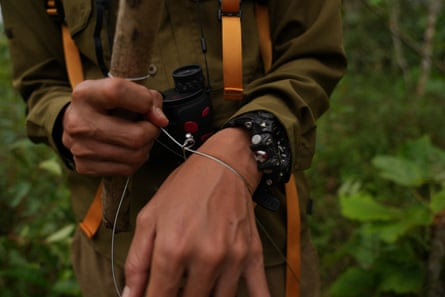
[122,286,130,297]
[154,106,168,123]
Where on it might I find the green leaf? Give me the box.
[430,190,445,214]
[330,267,376,297]
[377,260,424,294]
[372,156,426,186]
[9,182,31,208]
[362,206,432,243]
[39,158,62,176]
[340,193,401,222]
[46,224,75,243]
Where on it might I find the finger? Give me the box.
[211,241,249,297]
[244,254,270,297]
[243,229,270,297]
[73,153,149,176]
[145,237,186,297]
[74,79,168,126]
[181,261,219,297]
[65,110,160,150]
[124,211,156,297]
[212,261,243,297]
[145,90,169,128]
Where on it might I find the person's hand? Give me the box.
[123,128,271,297]
[62,78,168,176]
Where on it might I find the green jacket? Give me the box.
[2,0,346,283]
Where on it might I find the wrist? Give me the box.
[224,111,292,211]
[197,127,262,193]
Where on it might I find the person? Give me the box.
[1,0,346,296]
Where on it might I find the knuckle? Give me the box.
[230,241,249,263]
[159,242,188,264]
[135,209,151,228]
[249,237,264,258]
[131,148,150,164]
[101,79,127,106]
[198,244,225,266]
[125,256,144,278]
[127,128,147,148]
[71,83,88,102]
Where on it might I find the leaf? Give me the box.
[362,206,433,243]
[377,260,424,294]
[9,182,31,208]
[46,224,75,243]
[340,193,401,222]
[330,267,377,297]
[430,190,445,214]
[372,156,426,186]
[39,158,62,176]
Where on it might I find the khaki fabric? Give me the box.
[2,0,346,296]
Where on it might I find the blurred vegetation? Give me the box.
[0,0,444,296]
[0,20,79,297]
[307,1,445,296]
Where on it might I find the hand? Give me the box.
[123,128,270,297]
[62,78,168,176]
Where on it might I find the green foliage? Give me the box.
[308,1,445,295]
[327,138,445,297]
[0,29,80,296]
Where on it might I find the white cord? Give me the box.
[111,176,130,297]
[159,128,253,195]
[108,71,151,82]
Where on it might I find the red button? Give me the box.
[202,106,210,117]
[184,121,199,133]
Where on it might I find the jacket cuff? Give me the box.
[52,102,74,169]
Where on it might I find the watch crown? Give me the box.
[254,150,268,163]
[251,134,262,145]
[244,121,253,129]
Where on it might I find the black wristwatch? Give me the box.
[226,111,292,211]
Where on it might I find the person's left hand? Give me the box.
[122,128,270,297]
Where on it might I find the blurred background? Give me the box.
[0,1,444,296]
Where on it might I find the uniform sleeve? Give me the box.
[1,0,72,153]
[233,0,347,171]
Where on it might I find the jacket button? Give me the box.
[148,64,157,76]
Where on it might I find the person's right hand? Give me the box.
[62,78,168,176]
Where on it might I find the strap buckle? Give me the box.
[45,0,65,24]
[218,0,242,21]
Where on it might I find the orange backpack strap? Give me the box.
[255,3,273,72]
[61,25,84,88]
[256,3,301,296]
[46,0,84,88]
[79,183,103,238]
[284,174,301,297]
[46,0,103,238]
[220,0,244,100]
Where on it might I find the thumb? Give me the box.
[146,90,168,127]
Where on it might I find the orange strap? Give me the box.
[221,0,243,100]
[256,3,301,296]
[57,9,103,238]
[79,183,103,238]
[255,4,273,73]
[61,25,84,88]
[285,174,301,297]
